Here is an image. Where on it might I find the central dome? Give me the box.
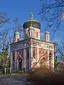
[23,11,41,29]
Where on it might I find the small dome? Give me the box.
[29,24,34,30]
[23,11,41,29]
[45,31,50,34]
[15,31,20,35]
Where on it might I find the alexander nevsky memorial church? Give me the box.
[10,11,55,72]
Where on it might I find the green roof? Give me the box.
[15,32,20,35]
[45,31,50,34]
[23,11,41,29]
[29,25,34,30]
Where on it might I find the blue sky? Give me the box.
[0,0,63,43]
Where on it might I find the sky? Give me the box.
[0,0,63,44]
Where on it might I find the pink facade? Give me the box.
[10,12,55,72]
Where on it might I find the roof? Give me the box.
[15,31,20,35]
[29,25,35,30]
[45,31,50,34]
[10,37,55,45]
[23,11,41,29]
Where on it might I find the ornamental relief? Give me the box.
[11,43,24,51]
[30,40,54,49]
[17,49,23,60]
[39,48,48,61]
[24,42,30,47]
[29,40,37,46]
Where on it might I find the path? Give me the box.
[0,74,28,85]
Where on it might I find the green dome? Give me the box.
[15,31,20,35]
[45,31,50,34]
[29,25,34,30]
[23,11,41,29]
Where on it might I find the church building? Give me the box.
[10,11,55,72]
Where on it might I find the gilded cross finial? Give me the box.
[30,10,34,19]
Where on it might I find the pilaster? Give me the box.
[10,52,13,71]
[29,46,33,69]
[23,49,26,70]
[29,47,31,69]
[15,51,17,71]
[47,49,49,68]
[37,47,40,67]
[52,50,54,69]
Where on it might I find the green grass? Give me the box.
[11,70,28,76]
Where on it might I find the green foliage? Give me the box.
[0,52,6,60]
[13,70,24,74]
[54,56,58,68]
[56,62,64,72]
[15,70,22,73]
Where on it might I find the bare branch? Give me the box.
[39,0,64,35]
[0,12,9,26]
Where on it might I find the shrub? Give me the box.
[27,67,64,85]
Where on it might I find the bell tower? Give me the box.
[14,31,20,42]
[44,31,50,42]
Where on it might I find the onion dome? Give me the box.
[14,31,20,38]
[23,11,41,29]
[28,23,35,30]
[45,31,50,34]
[15,31,20,35]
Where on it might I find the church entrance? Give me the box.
[19,62,22,70]
[18,58,22,70]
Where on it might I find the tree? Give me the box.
[0,11,9,69]
[39,0,64,34]
[13,18,22,32]
[0,11,9,26]
[0,11,9,50]
[39,0,64,63]
[13,18,23,39]
[54,42,64,62]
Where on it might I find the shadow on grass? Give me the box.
[0,83,8,85]
[27,67,64,85]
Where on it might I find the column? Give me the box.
[37,47,40,67]
[47,49,49,69]
[15,51,17,71]
[30,46,33,68]
[10,52,13,71]
[29,46,33,69]
[17,59,18,70]
[23,49,26,71]
[52,50,54,69]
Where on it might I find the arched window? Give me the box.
[47,36,48,41]
[49,53,52,60]
[36,32,38,38]
[26,48,29,59]
[33,47,37,59]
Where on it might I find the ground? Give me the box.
[0,74,28,85]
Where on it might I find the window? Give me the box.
[47,36,48,41]
[49,53,52,60]
[49,52,52,69]
[26,48,29,59]
[33,47,37,59]
[36,32,38,38]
